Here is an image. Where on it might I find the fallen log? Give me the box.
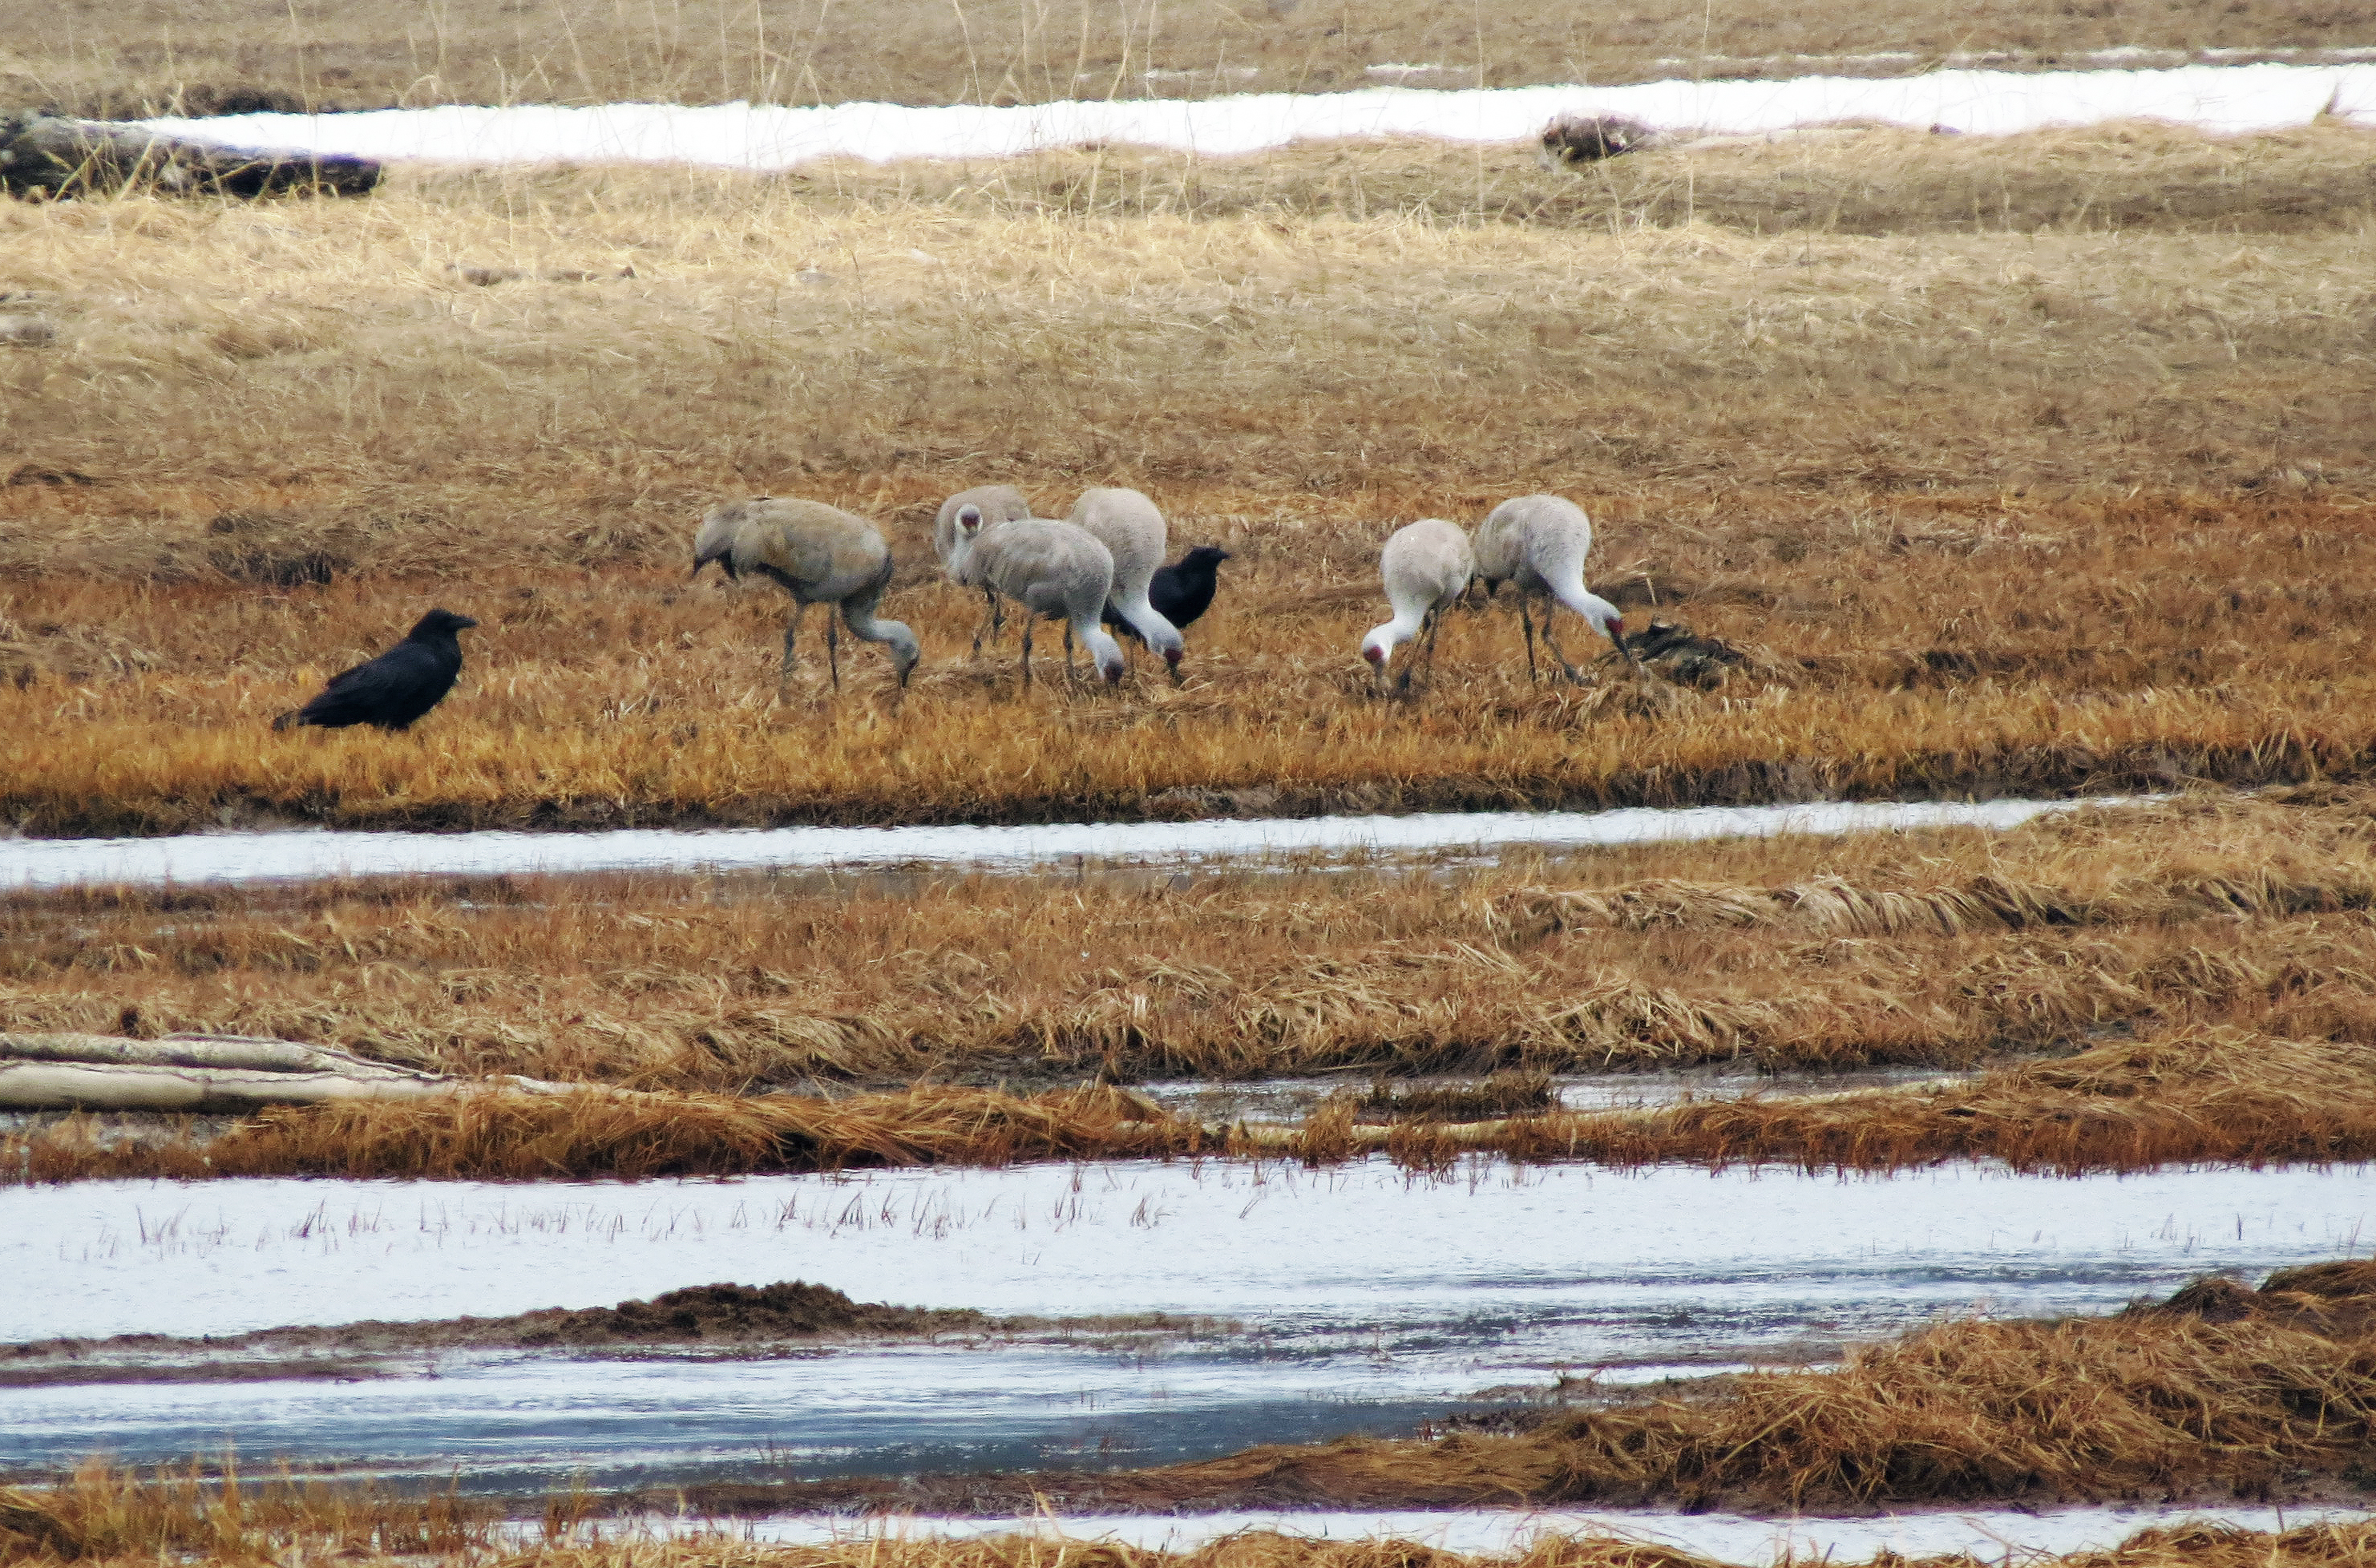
[0,1031,584,1112]
[0,111,382,198]
[2,1031,428,1078]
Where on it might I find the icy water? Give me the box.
[3,1159,2371,1492]
[1140,1065,1975,1125]
[0,796,2127,890]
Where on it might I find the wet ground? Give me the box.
[5,1158,2371,1493]
[0,798,2121,889]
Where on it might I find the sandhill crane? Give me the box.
[947,512,1127,687]
[935,485,1035,653]
[1069,487,1186,682]
[1471,493,1640,683]
[691,497,920,690]
[1363,519,1474,693]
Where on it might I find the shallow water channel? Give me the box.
[4,1158,2372,1493]
[0,796,2131,889]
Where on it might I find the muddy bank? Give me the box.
[0,1281,1000,1388]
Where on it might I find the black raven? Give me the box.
[1101,545,1231,645]
[273,608,479,732]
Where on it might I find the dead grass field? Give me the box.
[6,1477,2374,1568]
[3,789,2370,1089]
[14,790,2376,1180]
[3,129,2374,835]
[15,0,2376,116]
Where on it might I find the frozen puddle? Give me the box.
[1141,1065,1974,1125]
[3,1160,2371,1490]
[138,60,2376,170]
[0,796,2123,890]
[722,1504,2372,1562]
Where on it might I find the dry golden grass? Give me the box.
[7,789,2375,1093]
[4,134,2374,832]
[10,1481,2376,1568]
[10,1016,2370,1181]
[0,1460,489,1564]
[17,0,2376,115]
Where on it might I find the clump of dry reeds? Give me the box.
[0,1458,488,1564]
[3,1082,1200,1183]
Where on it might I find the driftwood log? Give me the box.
[0,1032,577,1113]
[0,112,382,199]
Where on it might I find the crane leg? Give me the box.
[826,611,843,692]
[779,604,807,693]
[1519,600,1538,683]
[1063,621,1077,681]
[1420,607,1445,685]
[972,589,1002,657]
[1541,620,1588,685]
[1020,620,1035,689]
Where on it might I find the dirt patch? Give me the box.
[0,1281,988,1388]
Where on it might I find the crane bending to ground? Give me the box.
[946,511,1128,687]
[1470,493,1641,683]
[1362,518,1474,693]
[1070,487,1186,683]
[691,497,920,691]
[935,484,1035,654]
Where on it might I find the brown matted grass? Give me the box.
[9,787,2376,1094]
[10,1019,2375,1182]
[10,1487,2376,1568]
[17,0,2376,117]
[3,134,2374,834]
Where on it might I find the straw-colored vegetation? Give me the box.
[5,789,2369,1087]
[19,0,2376,115]
[14,790,2376,1181]
[7,1481,2375,1568]
[3,128,2374,833]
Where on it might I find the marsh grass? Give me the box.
[9,790,2376,1095]
[20,0,2376,116]
[3,130,2374,833]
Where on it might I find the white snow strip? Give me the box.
[0,795,2129,890]
[7,1158,2372,1341]
[133,61,2376,172]
[725,1504,2370,1562]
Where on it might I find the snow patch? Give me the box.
[132,61,2376,172]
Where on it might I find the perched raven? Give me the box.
[273,608,479,732]
[1101,544,1231,645]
